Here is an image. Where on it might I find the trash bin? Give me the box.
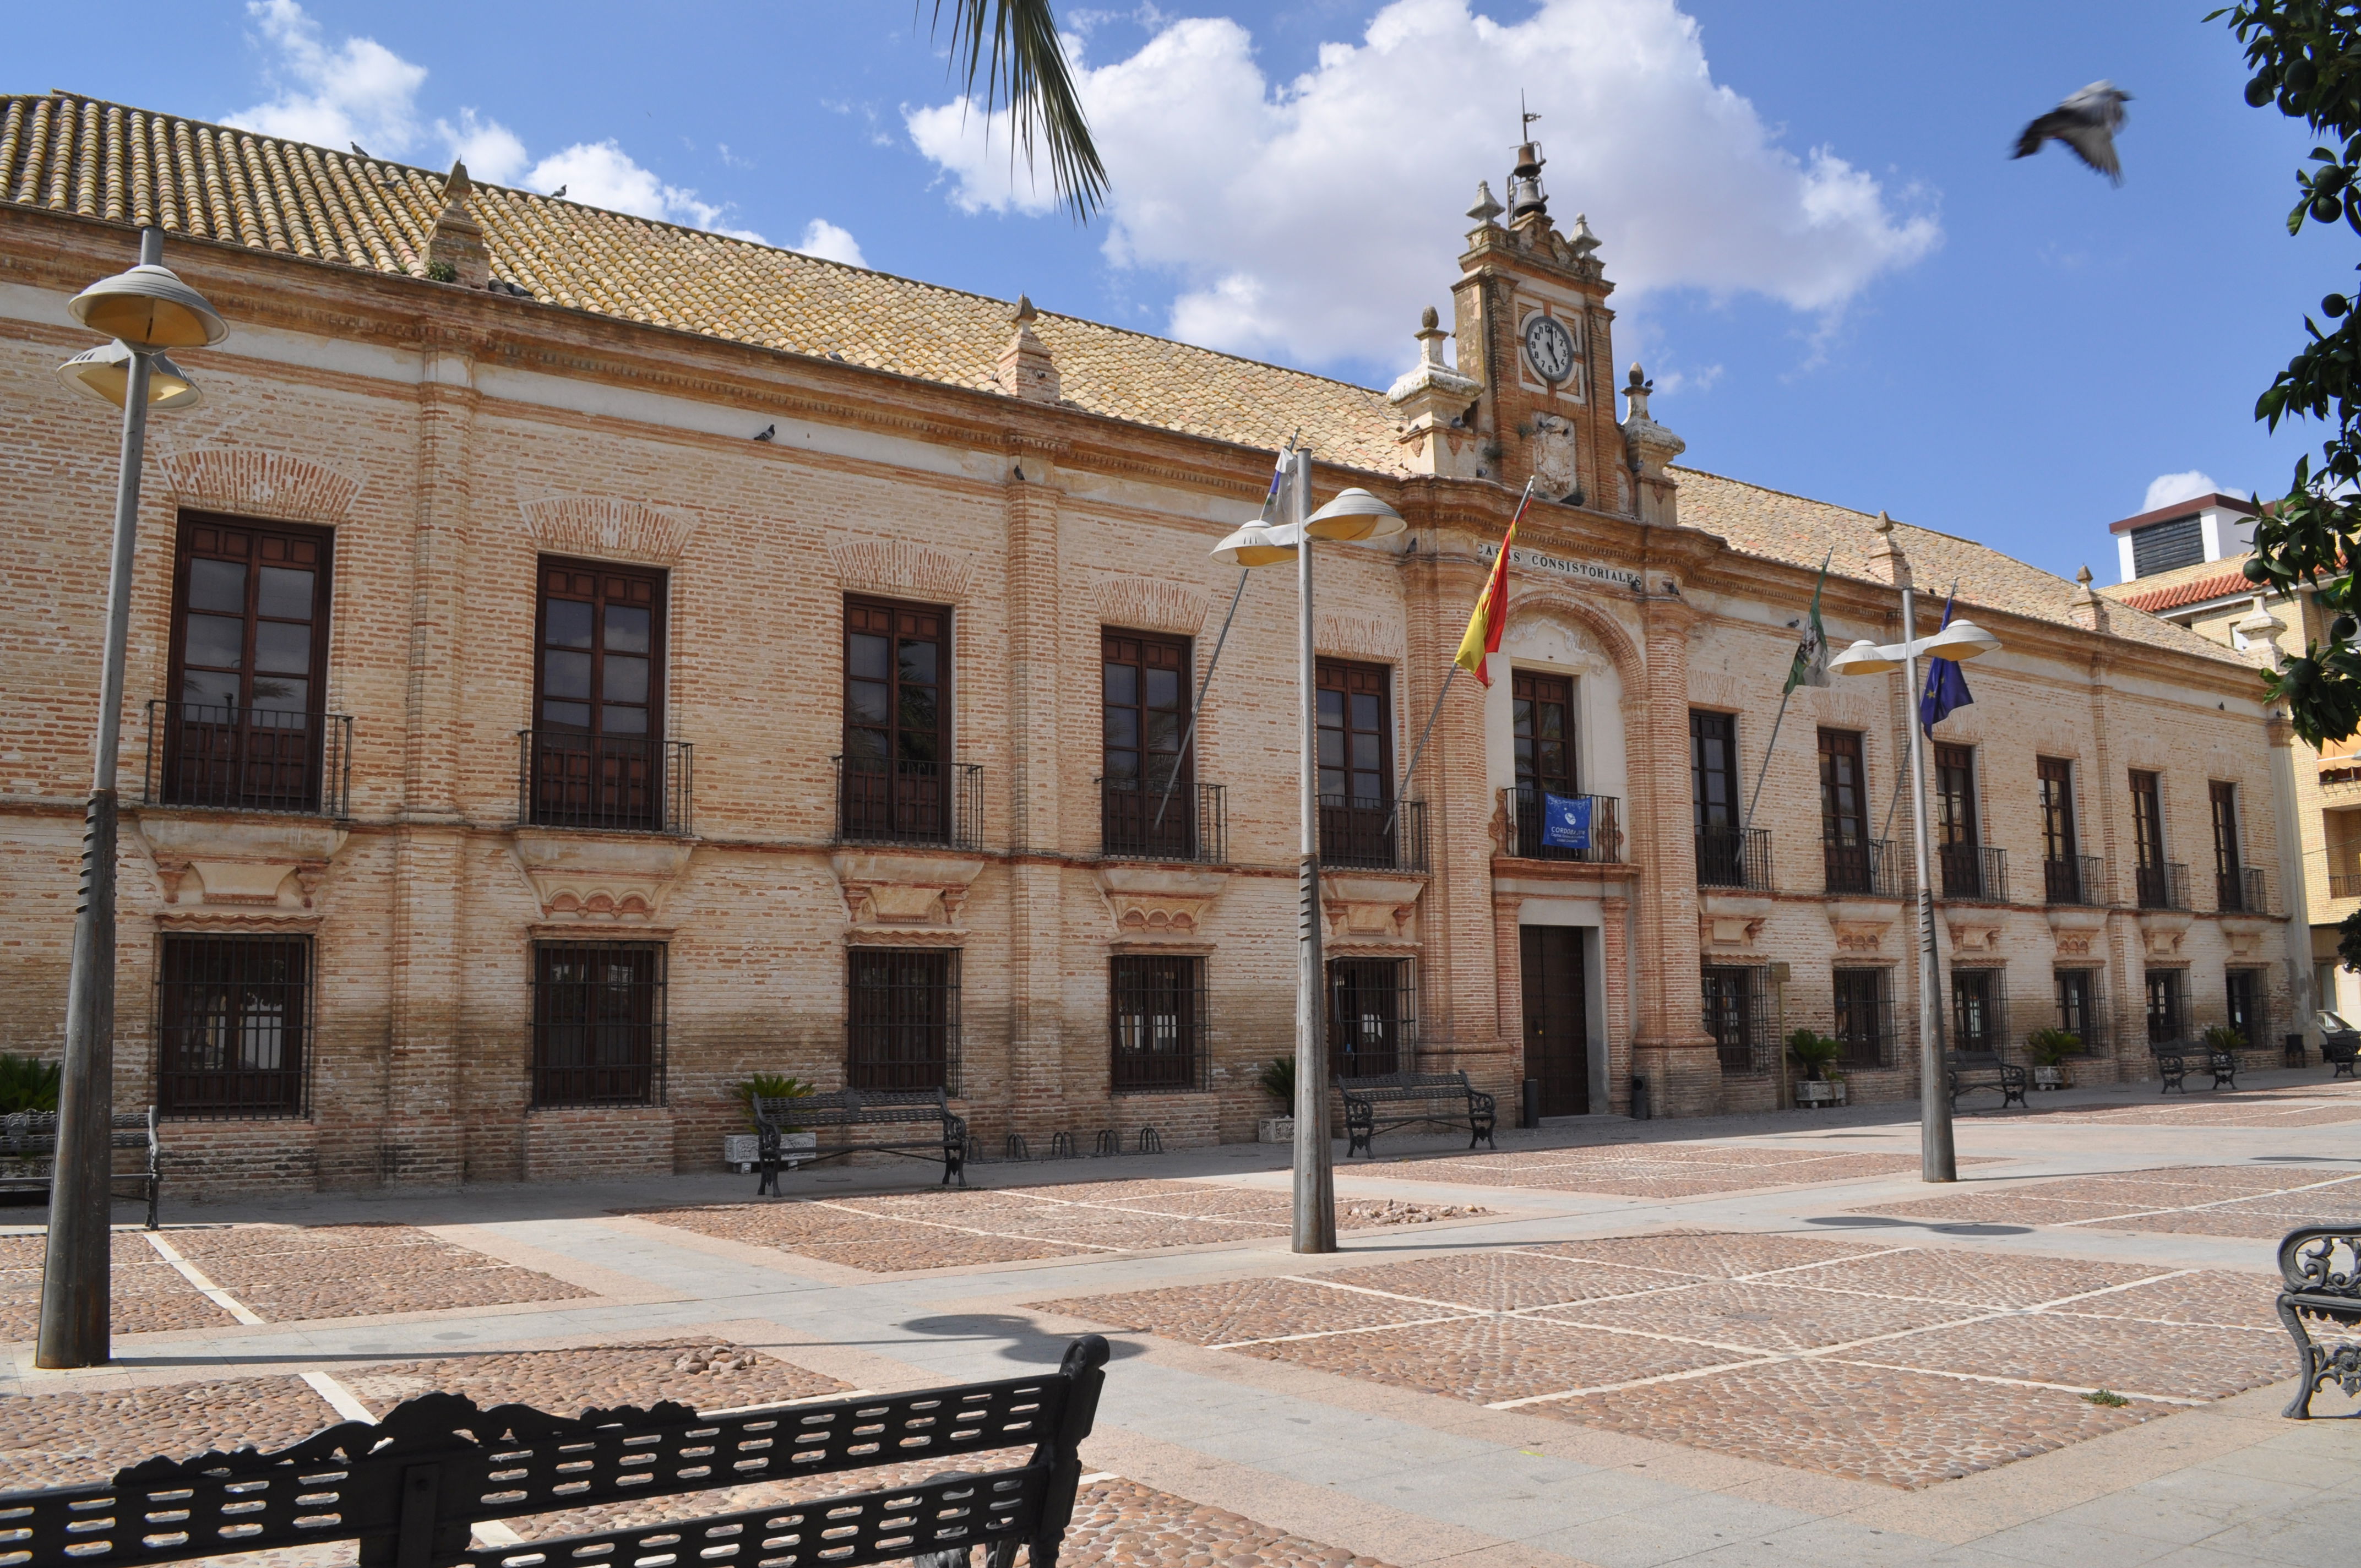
[1521,1077,1541,1130]
[1630,1075,1650,1121]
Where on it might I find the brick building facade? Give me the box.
[0,97,2296,1193]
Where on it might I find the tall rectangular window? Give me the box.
[1701,965,1762,1073]
[1329,957,1413,1077]
[847,947,960,1092]
[2131,770,2169,907]
[165,515,333,813]
[2210,781,2244,910]
[1951,968,2001,1054]
[2145,968,2185,1046]
[1692,710,1745,887]
[1101,631,1193,857]
[842,598,953,842]
[1934,743,1982,899]
[2038,756,2082,902]
[531,940,666,1107]
[1819,728,1870,892]
[1109,955,1206,1092]
[532,560,666,830]
[2055,969,2099,1049]
[1514,671,1577,796]
[157,934,311,1119]
[2226,968,2266,1050]
[1318,660,1397,867]
[1832,966,1890,1068]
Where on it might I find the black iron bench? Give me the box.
[2150,1040,2237,1094]
[1337,1070,1497,1158]
[0,1332,1112,1567]
[2275,1225,2360,1418]
[756,1085,969,1193]
[0,1106,160,1229]
[2325,1037,2359,1080]
[1945,1049,2027,1112]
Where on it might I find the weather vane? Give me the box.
[1521,91,1541,141]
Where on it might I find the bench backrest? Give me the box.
[754,1086,949,1127]
[0,1335,1112,1567]
[0,1107,154,1158]
[1946,1050,2006,1071]
[2279,1224,2360,1306]
[1336,1070,1470,1095]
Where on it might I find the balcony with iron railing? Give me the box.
[2044,853,2104,906]
[2217,864,2268,916]
[1097,778,1226,863]
[1320,796,1429,872]
[519,729,693,834]
[143,700,352,818]
[1696,824,1773,890]
[833,756,982,851]
[1938,843,2008,904]
[1823,836,1906,899]
[2136,859,2190,912]
[1501,785,1624,864]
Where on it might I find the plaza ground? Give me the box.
[4,1071,2359,1567]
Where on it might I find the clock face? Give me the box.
[1523,314,1575,383]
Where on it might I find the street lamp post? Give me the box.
[1210,453,1404,1251]
[39,228,225,1369]
[1827,577,2000,1186]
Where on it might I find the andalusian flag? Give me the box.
[1454,480,1538,687]
[1783,551,1834,695]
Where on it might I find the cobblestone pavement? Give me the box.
[2012,1081,2361,1126]
[337,1340,846,1417]
[1856,1161,2361,1238]
[0,1231,234,1341]
[0,1372,335,1489]
[1032,1228,2297,1489]
[1362,1143,1992,1196]
[626,1182,1484,1272]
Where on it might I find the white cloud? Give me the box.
[907,0,1940,367]
[226,0,426,153]
[224,2,760,239]
[794,220,868,268]
[2143,470,2222,513]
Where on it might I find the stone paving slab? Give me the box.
[1856,1166,2361,1239]
[0,1373,336,1489]
[1532,1278,1989,1352]
[1855,1313,2287,1403]
[338,1340,846,1417]
[1371,1147,1987,1197]
[166,1223,597,1321]
[1243,1315,1743,1406]
[0,1231,231,1340]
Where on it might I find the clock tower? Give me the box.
[1444,138,1635,514]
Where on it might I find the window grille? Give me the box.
[1328,957,1416,1077]
[2054,968,2104,1052]
[847,947,961,1094]
[1109,955,1207,1092]
[2225,967,2271,1052]
[1701,965,1774,1075]
[1950,968,2008,1055]
[532,940,667,1107]
[156,934,312,1119]
[2145,968,2188,1047]
[1832,966,1895,1069]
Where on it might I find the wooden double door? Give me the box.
[1520,925,1592,1116]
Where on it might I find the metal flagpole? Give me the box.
[1150,435,1296,835]
[1739,686,1793,838]
[1899,574,1956,1183]
[1287,447,1336,1253]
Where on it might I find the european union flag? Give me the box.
[1542,792,1592,850]
[1920,594,1973,737]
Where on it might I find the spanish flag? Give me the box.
[1454,480,1537,687]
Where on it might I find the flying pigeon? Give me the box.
[350,141,370,159]
[752,424,776,442]
[550,184,567,199]
[2012,81,2131,184]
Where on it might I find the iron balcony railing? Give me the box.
[1320,795,1429,872]
[1823,836,1906,899]
[2136,859,2190,911]
[2218,864,2268,916]
[519,729,692,835]
[833,756,982,850]
[2044,853,2104,906]
[1502,785,1624,863]
[1939,844,2009,904]
[1696,824,1773,890]
[1098,778,1226,863]
[144,700,351,818]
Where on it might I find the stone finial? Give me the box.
[2068,563,2109,633]
[426,159,491,287]
[1467,181,1505,225]
[1619,362,1686,524]
[995,293,1060,404]
[1569,211,1600,256]
[2234,591,2289,665]
[1866,509,1911,588]
[1389,306,1481,478]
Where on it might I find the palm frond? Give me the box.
[928,0,1107,218]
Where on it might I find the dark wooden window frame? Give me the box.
[1690,710,1739,831]
[1513,669,1578,797]
[164,513,336,812]
[1109,953,1207,1093]
[155,932,312,1120]
[2054,967,2100,1050]
[1832,965,1891,1068]
[2210,780,2243,884]
[2037,756,2079,861]
[2129,770,2166,873]
[2145,966,2187,1046]
[530,558,670,831]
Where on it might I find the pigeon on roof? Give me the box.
[550,184,567,199]
[2012,81,2131,184]
[351,141,369,159]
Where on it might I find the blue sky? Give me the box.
[12,2,2345,583]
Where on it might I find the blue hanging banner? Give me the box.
[1542,792,1591,850]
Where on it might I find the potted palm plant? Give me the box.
[726,1073,816,1170]
[2024,1028,2081,1090]
[1788,1028,1846,1108]
[1256,1056,1295,1142]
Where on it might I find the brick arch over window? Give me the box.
[521,496,699,567]
[158,447,361,526]
[1490,585,1646,690]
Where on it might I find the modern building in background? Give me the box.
[0,95,2298,1193]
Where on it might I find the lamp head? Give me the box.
[1919,616,2001,662]
[1211,519,1300,568]
[68,262,227,350]
[1827,638,1902,678]
[58,341,202,411]
[1303,486,1405,542]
